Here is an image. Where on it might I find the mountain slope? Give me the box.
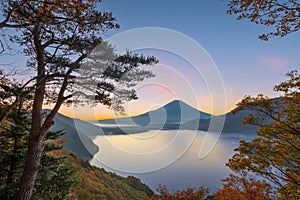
[100,100,211,127]
[50,112,100,160]
[67,154,154,200]
[182,108,273,134]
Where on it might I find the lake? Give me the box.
[89,130,256,192]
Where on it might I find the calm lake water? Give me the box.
[89,130,256,192]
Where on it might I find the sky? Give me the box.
[4,0,299,120]
[63,0,300,120]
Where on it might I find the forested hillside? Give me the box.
[67,154,153,200]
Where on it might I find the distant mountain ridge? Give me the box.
[182,98,279,133]
[182,110,259,134]
[100,100,211,126]
[97,99,265,134]
[97,100,261,133]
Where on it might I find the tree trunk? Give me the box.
[14,22,46,200]
[12,19,71,199]
[14,87,46,200]
[14,131,45,200]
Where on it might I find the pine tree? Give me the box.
[0,109,78,200]
[0,2,158,198]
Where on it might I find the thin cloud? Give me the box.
[260,56,289,69]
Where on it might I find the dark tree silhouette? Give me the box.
[0,1,158,199]
[227,0,300,40]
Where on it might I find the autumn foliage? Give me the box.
[216,70,300,199]
[227,0,300,40]
[145,185,209,200]
[214,173,271,200]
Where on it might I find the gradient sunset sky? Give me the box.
[58,0,300,120]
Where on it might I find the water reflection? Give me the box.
[90,130,255,191]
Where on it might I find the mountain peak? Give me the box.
[162,99,202,113]
[139,99,212,124]
[164,99,186,105]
